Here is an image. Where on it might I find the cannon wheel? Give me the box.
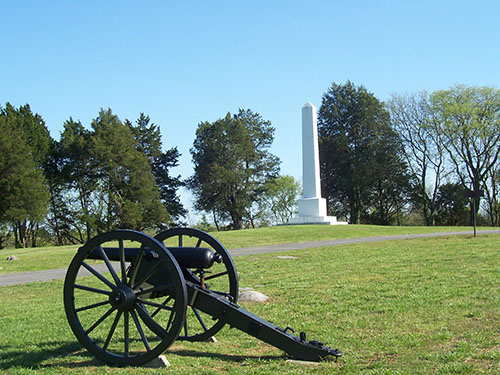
[63,230,187,366]
[155,228,238,342]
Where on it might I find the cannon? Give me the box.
[63,228,342,366]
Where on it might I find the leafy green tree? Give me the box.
[262,175,301,224]
[91,109,168,231]
[485,167,500,226]
[188,109,280,229]
[431,85,500,226]
[318,82,411,224]
[127,113,186,224]
[0,109,49,247]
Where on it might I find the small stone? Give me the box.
[239,287,254,292]
[276,256,298,259]
[207,336,218,343]
[145,355,170,368]
[238,290,269,302]
[6,255,19,261]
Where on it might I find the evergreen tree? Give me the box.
[0,108,49,247]
[188,109,280,229]
[127,113,186,224]
[91,109,168,231]
[318,82,411,224]
[58,118,99,241]
[367,129,413,225]
[434,183,469,226]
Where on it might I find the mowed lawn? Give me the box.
[0,227,500,374]
[0,224,485,275]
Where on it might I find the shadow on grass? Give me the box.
[0,342,286,370]
[0,341,98,370]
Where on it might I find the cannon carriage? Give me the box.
[63,228,342,366]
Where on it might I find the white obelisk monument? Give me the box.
[290,102,346,225]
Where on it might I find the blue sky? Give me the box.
[2,1,499,221]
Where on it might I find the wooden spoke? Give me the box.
[118,239,127,284]
[129,246,144,286]
[81,262,116,290]
[204,270,229,281]
[166,309,175,332]
[131,309,151,352]
[150,297,172,318]
[97,245,121,285]
[192,307,208,332]
[124,311,129,357]
[135,305,168,338]
[132,261,162,289]
[75,300,109,313]
[136,282,173,297]
[138,298,175,312]
[103,310,122,351]
[74,284,112,296]
[85,306,115,335]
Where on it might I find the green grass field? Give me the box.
[1,226,500,374]
[0,225,483,275]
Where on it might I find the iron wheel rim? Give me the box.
[63,230,187,366]
[155,227,238,342]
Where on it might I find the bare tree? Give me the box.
[387,92,450,225]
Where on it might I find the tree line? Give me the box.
[0,106,186,248]
[1,82,499,248]
[0,105,300,248]
[319,82,500,226]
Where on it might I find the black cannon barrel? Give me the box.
[169,247,222,269]
[87,246,222,269]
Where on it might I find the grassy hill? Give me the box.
[1,225,499,374]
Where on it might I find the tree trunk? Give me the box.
[212,210,220,231]
[13,224,19,248]
[232,216,243,230]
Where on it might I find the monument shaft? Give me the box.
[302,102,322,199]
[289,102,346,225]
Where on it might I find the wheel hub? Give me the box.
[109,286,136,311]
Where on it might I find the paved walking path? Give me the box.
[1,229,499,288]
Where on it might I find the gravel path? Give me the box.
[1,229,499,287]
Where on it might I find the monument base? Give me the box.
[288,196,348,225]
[288,216,347,225]
[297,197,328,217]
